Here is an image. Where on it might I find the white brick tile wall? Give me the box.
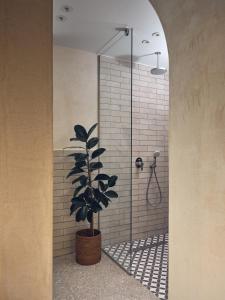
[53,56,169,256]
[99,56,169,246]
[53,150,98,257]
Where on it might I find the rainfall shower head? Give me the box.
[151,52,167,75]
[151,67,167,75]
[153,151,160,158]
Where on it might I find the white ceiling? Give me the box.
[53,0,168,68]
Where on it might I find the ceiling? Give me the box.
[53,0,168,68]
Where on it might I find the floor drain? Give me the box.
[131,240,167,253]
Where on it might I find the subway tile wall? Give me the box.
[53,56,169,256]
[99,56,169,246]
[53,150,89,257]
[99,57,132,247]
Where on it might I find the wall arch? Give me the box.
[149,1,225,299]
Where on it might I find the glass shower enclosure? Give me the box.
[97,27,169,300]
[98,27,133,274]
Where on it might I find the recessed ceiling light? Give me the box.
[61,5,73,13]
[56,15,67,22]
[142,40,150,44]
[152,32,160,37]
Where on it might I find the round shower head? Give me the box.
[153,151,160,158]
[151,51,167,75]
[151,67,167,75]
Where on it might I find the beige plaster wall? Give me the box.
[0,1,52,299]
[150,0,225,299]
[53,46,98,149]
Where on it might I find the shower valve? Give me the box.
[135,157,144,171]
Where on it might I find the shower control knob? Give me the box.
[135,157,144,171]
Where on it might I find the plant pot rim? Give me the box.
[76,228,101,238]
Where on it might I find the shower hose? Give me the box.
[146,162,162,207]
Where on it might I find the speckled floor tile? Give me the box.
[54,253,158,300]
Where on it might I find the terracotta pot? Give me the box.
[75,229,101,265]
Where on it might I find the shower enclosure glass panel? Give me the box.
[98,28,169,299]
[98,28,133,274]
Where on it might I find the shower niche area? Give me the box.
[98,28,169,300]
[53,2,169,299]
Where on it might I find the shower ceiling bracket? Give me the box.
[115,26,130,36]
[97,26,132,55]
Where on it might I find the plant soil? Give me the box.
[77,229,100,237]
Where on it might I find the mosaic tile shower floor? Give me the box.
[104,233,168,300]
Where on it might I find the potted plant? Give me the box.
[67,123,118,265]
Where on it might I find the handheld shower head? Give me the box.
[153,151,160,158]
[150,151,160,169]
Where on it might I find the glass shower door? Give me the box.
[98,28,133,274]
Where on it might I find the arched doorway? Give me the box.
[53,1,169,299]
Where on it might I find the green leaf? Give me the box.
[70,199,85,216]
[81,206,88,220]
[82,187,93,203]
[101,197,109,207]
[108,175,118,187]
[71,175,88,186]
[71,196,82,204]
[99,181,108,192]
[68,152,88,161]
[105,190,118,198]
[73,185,84,197]
[93,188,101,201]
[90,161,103,171]
[87,210,93,223]
[76,206,88,221]
[75,160,86,168]
[72,176,81,185]
[76,208,83,222]
[79,175,88,186]
[90,200,102,213]
[74,125,88,142]
[75,153,88,161]
[91,148,105,159]
[94,189,110,208]
[87,123,98,138]
[87,137,99,149]
[67,167,84,178]
[94,173,110,181]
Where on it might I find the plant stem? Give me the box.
[86,146,94,236]
[90,217,94,235]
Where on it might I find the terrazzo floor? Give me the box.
[54,253,158,300]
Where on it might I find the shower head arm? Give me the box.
[150,52,167,75]
[156,52,159,68]
[138,51,161,59]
